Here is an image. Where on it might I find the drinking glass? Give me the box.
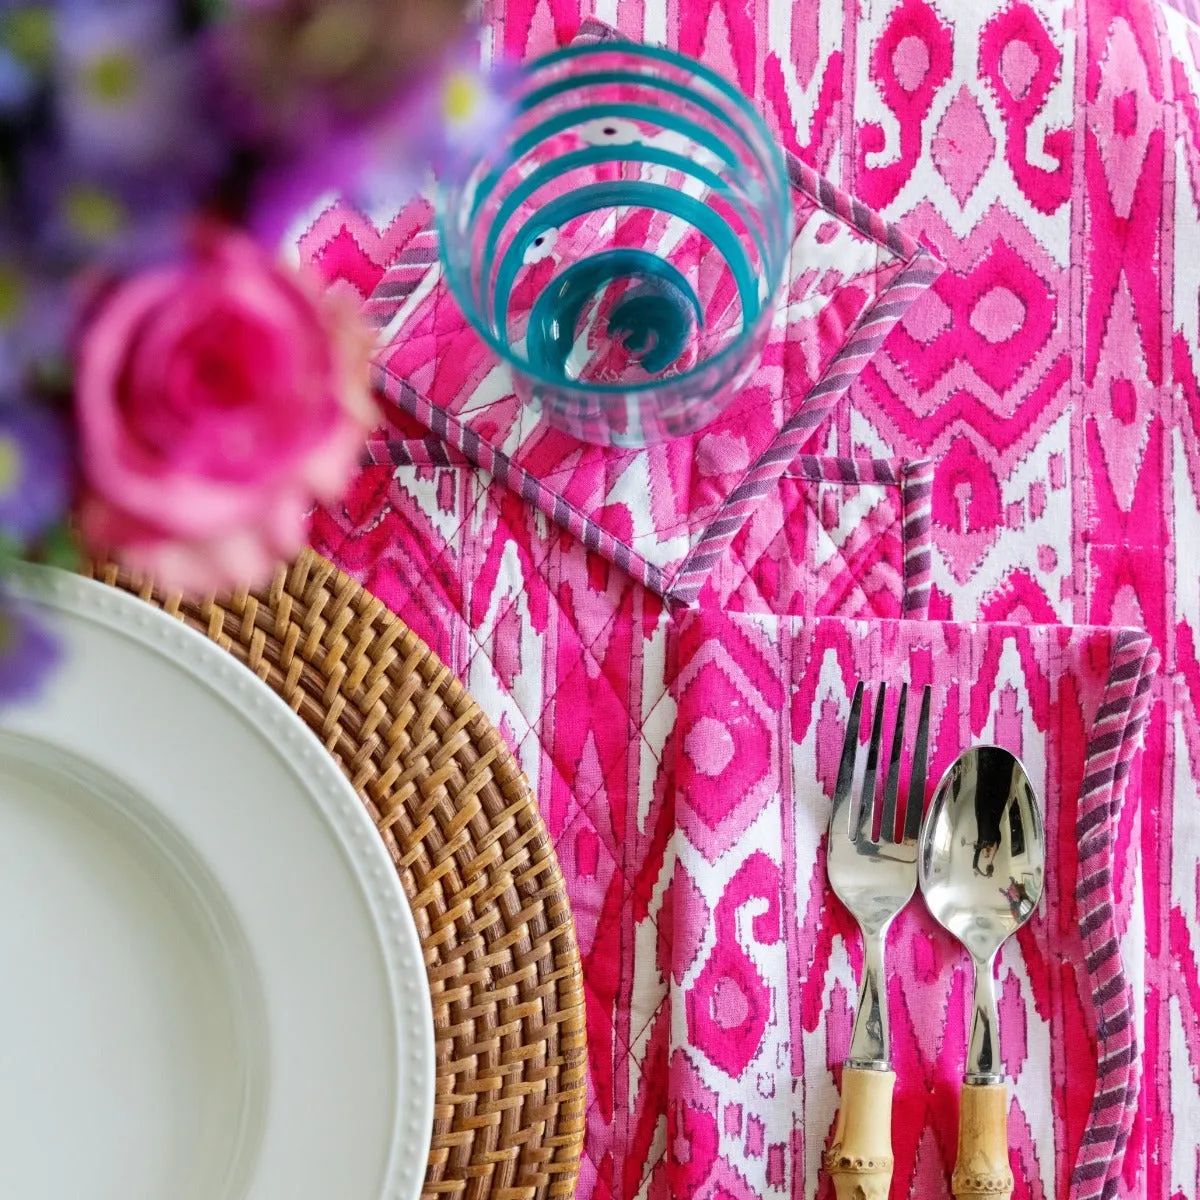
[438,41,793,447]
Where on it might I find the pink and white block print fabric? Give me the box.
[300,0,1200,1193]
[668,612,1157,1198]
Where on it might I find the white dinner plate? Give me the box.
[0,567,434,1200]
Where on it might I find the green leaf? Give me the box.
[39,524,80,572]
[0,533,24,565]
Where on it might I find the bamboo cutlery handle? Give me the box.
[951,1082,1014,1199]
[825,1074,1015,1199]
[825,1067,895,1200]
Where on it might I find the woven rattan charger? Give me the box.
[88,548,587,1200]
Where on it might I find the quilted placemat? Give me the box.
[694,454,934,618]
[359,20,941,605]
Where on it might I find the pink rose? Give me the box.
[76,228,375,594]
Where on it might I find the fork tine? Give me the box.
[902,684,932,843]
[854,683,886,844]
[879,683,908,843]
[829,681,864,838]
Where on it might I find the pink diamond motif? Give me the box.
[932,85,996,207]
[1091,17,1157,221]
[902,287,953,343]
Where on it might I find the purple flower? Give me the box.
[0,246,72,400]
[212,0,469,149]
[247,34,518,239]
[53,1,219,178]
[423,46,519,184]
[0,43,35,111]
[23,157,199,267]
[243,63,431,243]
[245,125,377,246]
[0,404,71,545]
[347,46,516,209]
[0,1,224,269]
[361,40,519,189]
[0,594,59,707]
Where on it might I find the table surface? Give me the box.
[302,0,1200,1195]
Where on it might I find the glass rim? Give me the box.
[511,67,791,218]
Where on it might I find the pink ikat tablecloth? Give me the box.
[299,0,1200,1193]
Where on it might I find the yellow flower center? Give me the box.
[2,8,54,70]
[62,185,127,242]
[0,265,24,328]
[0,438,23,497]
[85,50,140,104]
[443,71,481,125]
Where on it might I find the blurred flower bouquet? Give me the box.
[0,0,512,699]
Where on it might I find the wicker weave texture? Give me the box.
[94,549,588,1200]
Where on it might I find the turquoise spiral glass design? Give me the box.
[437,42,793,447]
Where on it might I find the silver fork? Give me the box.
[823,680,931,1200]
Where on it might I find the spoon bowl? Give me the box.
[919,745,1045,1082]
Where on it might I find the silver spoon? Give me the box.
[918,746,1045,1200]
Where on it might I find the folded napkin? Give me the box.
[666,611,1157,1199]
[359,20,941,605]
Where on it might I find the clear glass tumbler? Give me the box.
[437,41,793,448]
